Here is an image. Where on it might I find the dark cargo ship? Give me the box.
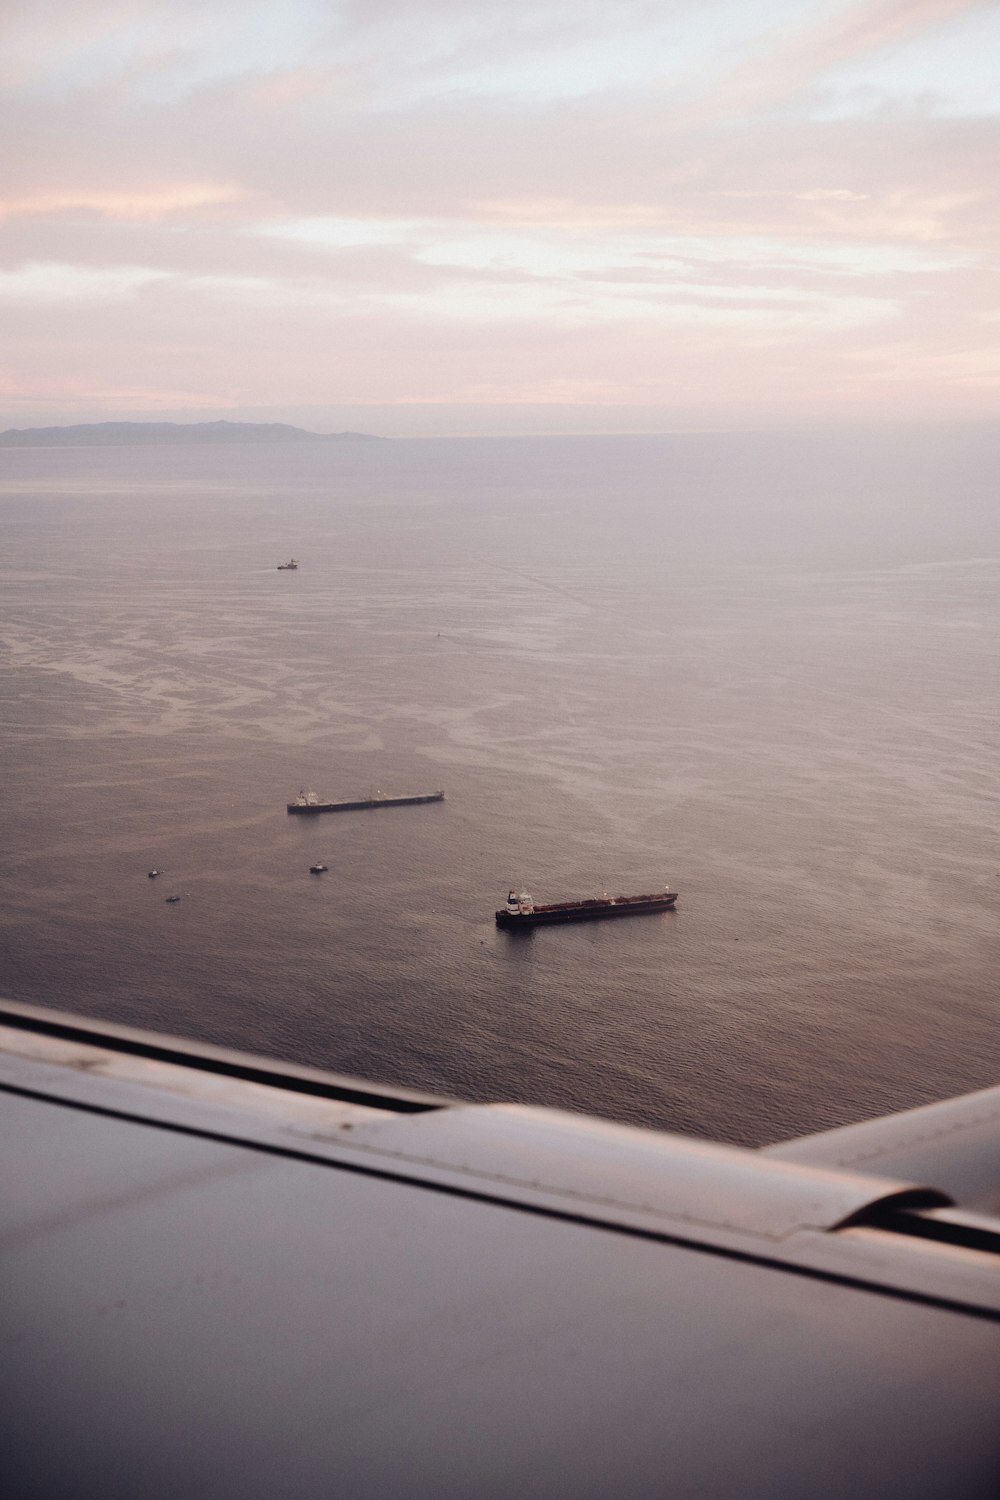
[496,886,677,928]
[287,789,444,814]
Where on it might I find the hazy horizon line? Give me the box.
[3,406,998,444]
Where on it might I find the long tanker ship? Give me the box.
[496,886,677,928]
[287,789,444,814]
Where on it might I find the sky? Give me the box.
[1,0,999,435]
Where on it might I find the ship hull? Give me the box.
[288,792,444,814]
[496,893,676,928]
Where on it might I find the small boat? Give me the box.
[277,559,298,570]
[309,864,328,874]
[148,869,161,878]
[165,894,181,903]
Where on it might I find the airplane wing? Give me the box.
[766,1085,1000,1215]
[3,997,1000,1499]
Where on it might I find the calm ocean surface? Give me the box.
[1,430,999,1145]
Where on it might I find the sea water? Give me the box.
[1,430,999,1145]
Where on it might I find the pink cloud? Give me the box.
[0,0,997,429]
[689,0,989,119]
[0,184,246,222]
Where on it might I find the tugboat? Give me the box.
[496,886,677,928]
[148,869,161,878]
[309,863,328,874]
[277,559,298,570]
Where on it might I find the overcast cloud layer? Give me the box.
[2,0,998,433]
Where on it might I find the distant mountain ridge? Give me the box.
[0,420,382,447]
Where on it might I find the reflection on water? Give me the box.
[1,432,999,1145]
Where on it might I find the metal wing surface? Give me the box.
[766,1084,1000,1214]
[3,997,1000,1499]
